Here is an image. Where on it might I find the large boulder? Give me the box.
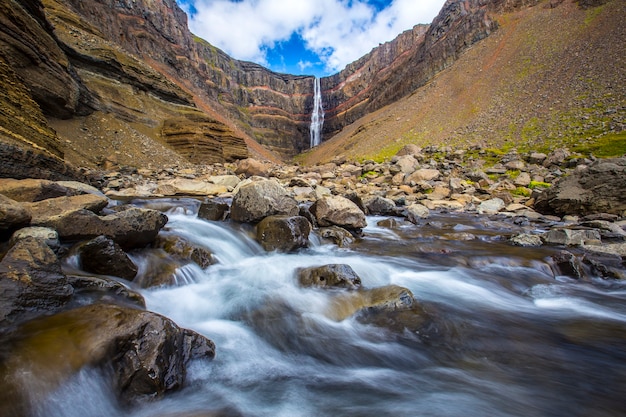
[235,158,272,178]
[78,235,138,280]
[363,196,397,215]
[311,195,367,230]
[35,207,168,249]
[230,179,298,223]
[297,264,362,289]
[256,215,311,252]
[0,237,73,326]
[0,304,215,414]
[534,157,626,216]
[0,194,31,236]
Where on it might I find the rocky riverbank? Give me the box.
[0,146,625,413]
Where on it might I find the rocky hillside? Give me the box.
[301,0,625,164]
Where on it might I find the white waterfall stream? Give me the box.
[309,77,324,148]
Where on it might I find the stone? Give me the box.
[0,304,215,409]
[406,203,430,223]
[511,233,543,247]
[363,196,397,215]
[198,200,229,221]
[514,172,531,187]
[317,226,356,247]
[297,264,362,289]
[395,144,422,157]
[394,155,419,173]
[9,227,60,252]
[0,237,73,326]
[0,194,31,236]
[152,233,215,269]
[542,228,602,246]
[78,235,138,280]
[208,175,241,188]
[36,207,168,250]
[311,195,367,230]
[256,215,312,252]
[27,194,109,223]
[0,178,78,202]
[478,198,505,214]
[235,158,271,178]
[543,148,571,167]
[67,275,146,308]
[528,152,547,164]
[535,158,626,216]
[550,250,585,279]
[326,285,419,322]
[156,178,228,196]
[231,179,298,223]
[405,168,440,183]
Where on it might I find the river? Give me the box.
[31,201,626,416]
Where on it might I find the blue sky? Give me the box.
[176,0,446,77]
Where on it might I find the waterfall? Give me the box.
[309,77,324,148]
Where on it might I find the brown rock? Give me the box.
[0,237,73,326]
[27,194,109,223]
[256,215,311,252]
[0,194,31,236]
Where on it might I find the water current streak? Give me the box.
[310,77,324,148]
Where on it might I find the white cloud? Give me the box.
[181,0,446,74]
[297,60,314,72]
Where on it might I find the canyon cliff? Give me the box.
[0,0,622,168]
[0,0,514,166]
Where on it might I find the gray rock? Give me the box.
[478,198,505,214]
[406,203,430,223]
[364,196,396,215]
[312,195,367,230]
[534,157,626,216]
[10,227,60,252]
[231,179,298,223]
[511,233,543,247]
[543,228,602,246]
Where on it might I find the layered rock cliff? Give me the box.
[1,0,569,166]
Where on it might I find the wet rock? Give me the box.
[0,237,73,326]
[406,203,430,223]
[9,227,60,252]
[326,285,421,323]
[36,207,168,250]
[67,275,146,308]
[153,233,215,269]
[581,252,626,280]
[256,215,311,252]
[534,157,626,216]
[364,195,397,215]
[511,233,543,247]
[0,304,215,409]
[231,179,298,223]
[27,194,109,223]
[551,250,585,279]
[317,226,356,247]
[0,194,31,237]
[542,228,602,246]
[198,200,229,221]
[78,235,138,280]
[311,195,367,230]
[297,264,362,289]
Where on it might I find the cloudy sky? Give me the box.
[176,0,446,77]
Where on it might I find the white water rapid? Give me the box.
[309,77,324,148]
[14,204,626,417]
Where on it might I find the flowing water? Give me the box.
[14,202,626,416]
[310,77,324,148]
